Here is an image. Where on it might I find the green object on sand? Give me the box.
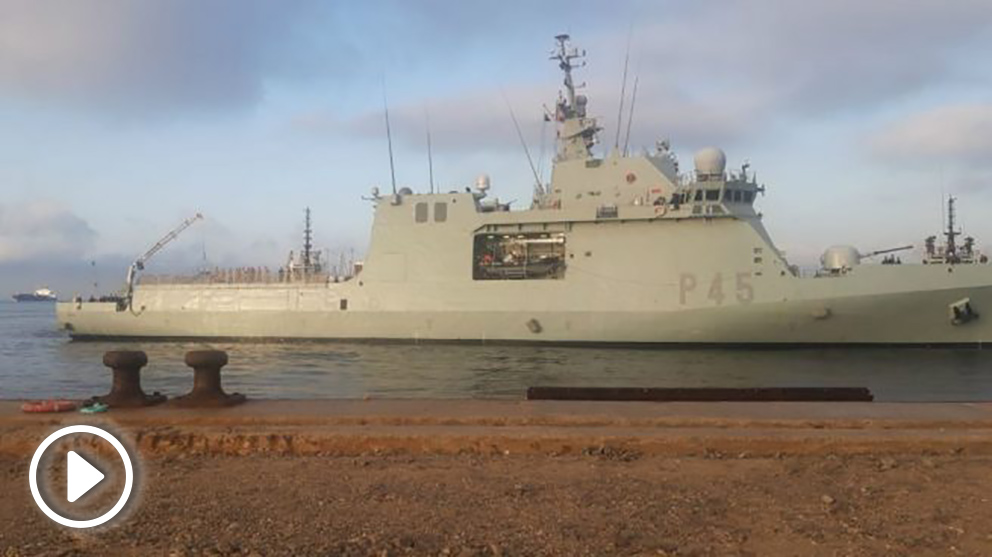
[79,402,109,414]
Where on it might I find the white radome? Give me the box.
[475,174,491,192]
[694,147,727,176]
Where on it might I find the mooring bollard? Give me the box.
[172,350,247,407]
[97,350,167,407]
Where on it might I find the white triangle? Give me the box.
[67,450,105,503]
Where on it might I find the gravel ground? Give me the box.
[2,451,991,556]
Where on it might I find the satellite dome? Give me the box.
[398,187,413,196]
[694,147,727,177]
[475,174,491,192]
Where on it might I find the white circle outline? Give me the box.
[29,425,134,528]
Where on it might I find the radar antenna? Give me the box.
[550,34,585,117]
[549,34,601,161]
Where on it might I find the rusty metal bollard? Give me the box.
[97,351,167,407]
[172,350,246,407]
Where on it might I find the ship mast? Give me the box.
[945,196,959,261]
[303,207,314,269]
[550,34,601,161]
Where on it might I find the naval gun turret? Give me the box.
[820,245,914,274]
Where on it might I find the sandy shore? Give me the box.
[3,400,992,555]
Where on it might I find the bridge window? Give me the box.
[705,189,720,201]
[694,190,703,202]
[434,202,447,222]
[415,202,428,223]
[473,232,566,280]
[743,191,755,203]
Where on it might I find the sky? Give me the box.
[1,0,991,297]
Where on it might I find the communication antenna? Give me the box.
[939,165,946,234]
[537,117,549,187]
[622,74,639,156]
[425,108,435,194]
[303,207,313,268]
[91,260,98,296]
[501,90,543,194]
[382,80,398,195]
[613,25,634,150]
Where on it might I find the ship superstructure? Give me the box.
[57,35,992,345]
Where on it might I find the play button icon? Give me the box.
[66,450,105,503]
[29,425,135,528]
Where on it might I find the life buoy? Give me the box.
[653,197,668,216]
[21,399,77,413]
[625,171,637,184]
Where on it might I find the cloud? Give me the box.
[0,0,350,114]
[296,79,761,162]
[626,0,992,115]
[870,104,992,167]
[866,103,992,195]
[0,200,97,263]
[289,0,992,160]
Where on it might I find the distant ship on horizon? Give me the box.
[13,288,57,302]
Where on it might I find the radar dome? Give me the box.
[398,187,413,196]
[693,147,727,177]
[475,174,491,192]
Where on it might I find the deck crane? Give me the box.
[120,212,204,312]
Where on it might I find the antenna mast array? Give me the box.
[945,196,960,257]
[549,35,600,162]
[303,207,314,267]
[614,26,633,150]
[551,34,584,113]
[425,109,435,194]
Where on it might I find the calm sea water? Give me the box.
[2,301,991,401]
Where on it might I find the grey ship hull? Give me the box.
[56,268,992,346]
[55,35,992,346]
[14,294,56,302]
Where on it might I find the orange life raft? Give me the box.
[20,399,78,413]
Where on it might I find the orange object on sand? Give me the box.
[20,399,77,413]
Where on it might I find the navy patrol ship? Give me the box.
[57,35,992,345]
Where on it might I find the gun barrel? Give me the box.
[865,245,913,257]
